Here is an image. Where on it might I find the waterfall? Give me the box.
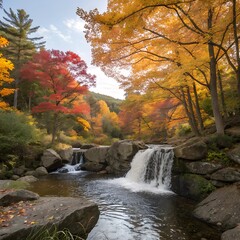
[56,149,86,173]
[125,146,174,190]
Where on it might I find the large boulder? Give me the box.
[227,143,240,165]
[210,167,240,183]
[82,146,110,172]
[41,149,63,172]
[106,140,148,175]
[193,183,240,230]
[34,166,48,176]
[17,176,38,183]
[185,161,223,175]
[171,174,215,200]
[58,147,73,163]
[0,197,99,240]
[174,138,208,160]
[0,189,39,207]
[221,226,240,240]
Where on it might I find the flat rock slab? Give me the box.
[221,225,240,240]
[193,183,240,230]
[0,189,39,207]
[0,197,99,240]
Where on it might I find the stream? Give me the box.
[29,171,221,240]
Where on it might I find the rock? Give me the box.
[82,146,110,172]
[0,189,39,207]
[81,143,98,149]
[225,126,240,137]
[25,170,35,176]
[210,167,240,183]
[35,166,48,176]
[193,183,240,230]
[0,180,30,190]
[41,149,63,172]
[174,138,208,160]
[171,174,216,201]
[17,175,38,183]
[107,140,148,175]
[0,197,99,240]
[12,165,26,176]
[84,146,109,164]
[221,225,240,240]
[227,144,240,165]
[11,175,20,180]
[186,161,223,175]
[58,147,73,163]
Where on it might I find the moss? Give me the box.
[0,180,30,189]
[179,174,216,200]
[207,150,231,166]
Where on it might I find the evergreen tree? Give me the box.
[0,8,45,109]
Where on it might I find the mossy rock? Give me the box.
[171,174,216,201]
[0,180,30,190]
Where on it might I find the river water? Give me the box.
[29,171,221,240]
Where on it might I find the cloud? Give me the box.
[37,25,72,43]
[63,18,85,33]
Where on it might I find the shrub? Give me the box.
[0,110,38,163]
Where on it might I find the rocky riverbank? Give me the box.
[0,187,99,240]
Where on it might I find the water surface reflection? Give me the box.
[29,172,220,240]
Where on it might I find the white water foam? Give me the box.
[108,146,175,194]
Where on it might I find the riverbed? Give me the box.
[29,171,221,240]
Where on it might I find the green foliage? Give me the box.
[26,226,84,240]
[200,97,213,117]
[207,150,231,166]
[0,111,38,161]
[175,123,191,137]
[88,92,122,113]
[206,134,234,150]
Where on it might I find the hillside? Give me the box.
[88,91,123,113]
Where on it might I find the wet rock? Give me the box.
[174,138,207,160]
[210,167,240,183]
[171,174,215,201]
[41,149,63,172]
[107,140,148,175]
[221,225,240,240]
[0,197,99,240]
[58,147,73,163]
[35,166,48,176]
[185,161,223,175]
[82,146,109,172]
[0,189,39,207]
[193,183,240,230]
[17,175,38,183]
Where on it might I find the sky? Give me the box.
[1,0,125,100]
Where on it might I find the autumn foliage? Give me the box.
[21,49,96,142]
[0,37,14,110]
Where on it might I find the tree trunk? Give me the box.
[186,86,201,136]
[51,113,59,144]
[232,0,240,96]
[193,82,204,132]
[217,69,228,119]
[180,87,200,136]
[208,8,225,135]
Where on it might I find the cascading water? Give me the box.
[109,145,174,193]
[56,149,85,173]
[125,146,174,190]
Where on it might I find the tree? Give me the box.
[0,8,45,108]
[21,49,96,143]
[78,0,240,136]
[0,36,14,109]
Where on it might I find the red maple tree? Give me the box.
[21,49,96,143]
